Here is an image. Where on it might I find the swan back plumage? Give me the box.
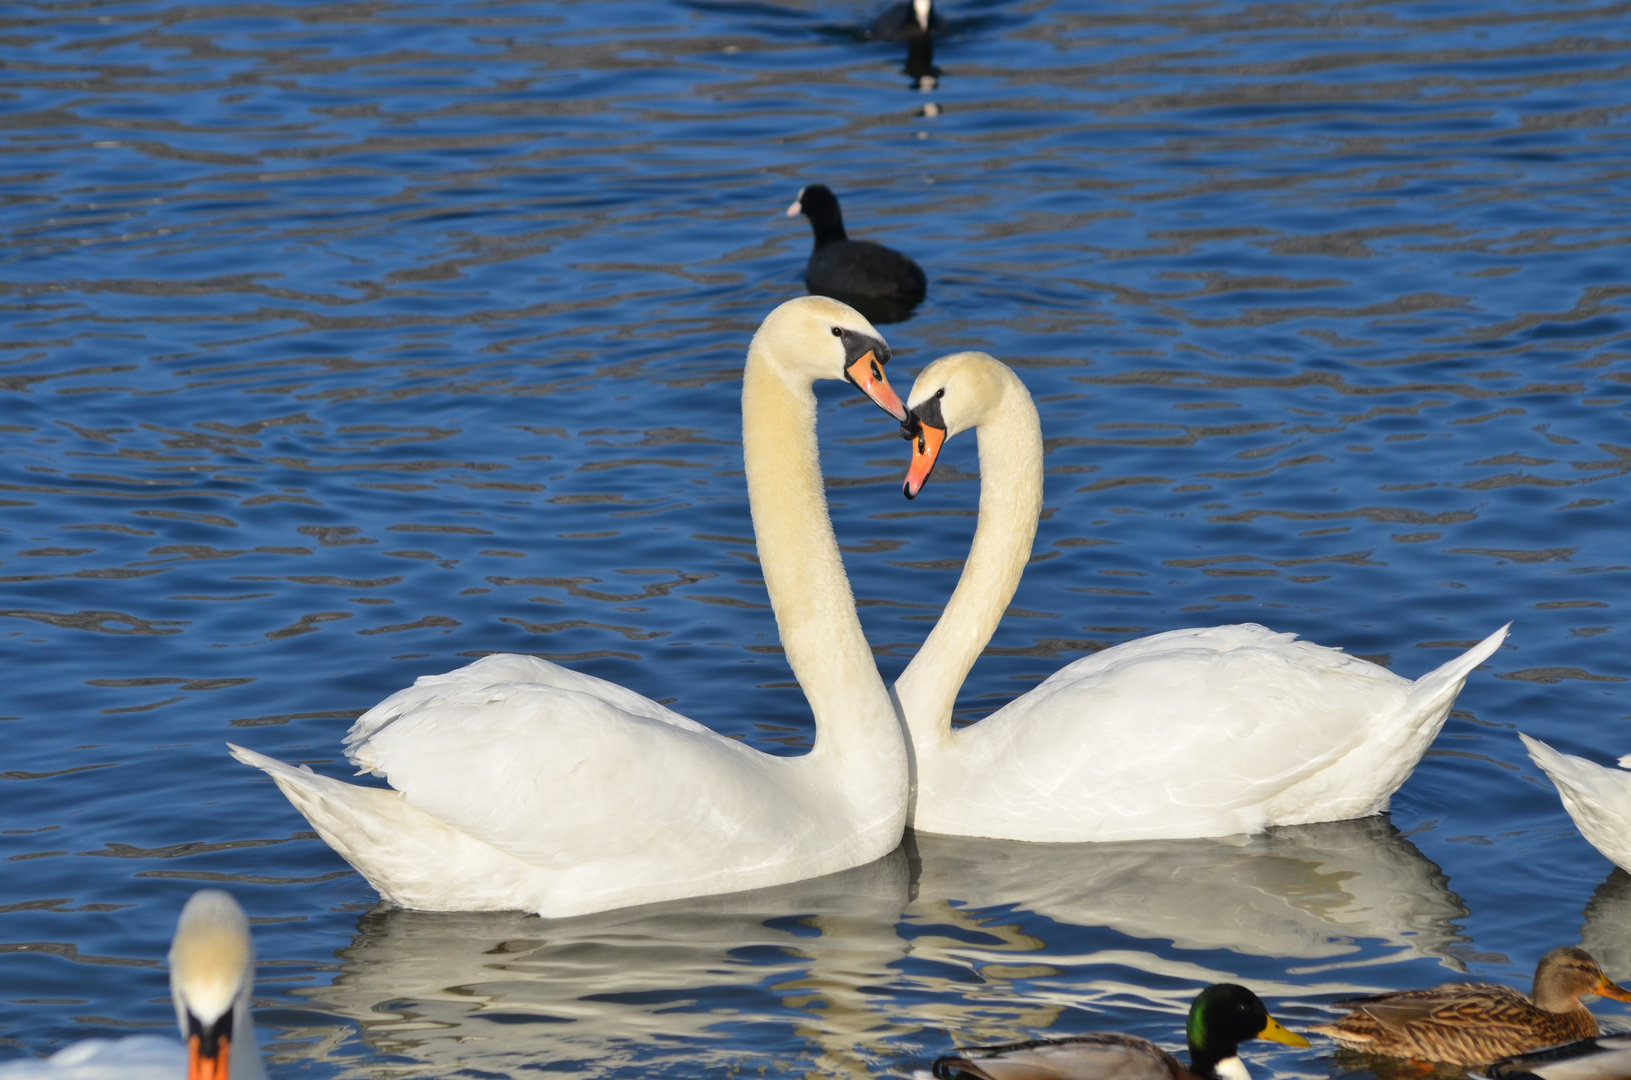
[346,653,712,774]
[935,624,1405,840]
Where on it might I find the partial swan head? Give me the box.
[752,296,905,419]
[169,890,261,1080]
[900,351,1015,497]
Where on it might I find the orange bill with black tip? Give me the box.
[903,418,946,499]
[845,349,905,421]
[188,1031,230,1080]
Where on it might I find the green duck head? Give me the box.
[1186,983,1309,1080]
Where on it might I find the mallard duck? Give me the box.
[1309,947,1631,1065]
[932,983,1309,1080]
[1482,1034,1631,1078]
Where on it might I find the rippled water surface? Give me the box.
[3,0,1630,1076]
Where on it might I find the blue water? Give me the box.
[2,0,1629,1075]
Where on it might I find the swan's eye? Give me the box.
[831,327,843,337]
[935,388,945,399]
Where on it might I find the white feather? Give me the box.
[1522,733,1631,871]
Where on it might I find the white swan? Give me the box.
[230,296,911,918]
[1521,733,1631,872]
[890,350,1510,842]
[0,889,265,1080]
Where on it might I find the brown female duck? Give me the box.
[1311,946,1631,1066]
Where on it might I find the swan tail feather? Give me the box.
[1402,622,1508,719]
[1521,732,1596,793]
[1260,623,1509,827]
[227,744,553,912]
[1520,732,1631,871]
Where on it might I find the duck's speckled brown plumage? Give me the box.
[1310,947,1631,1066]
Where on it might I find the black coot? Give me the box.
[869,0,939,41]
[787,184,926,324]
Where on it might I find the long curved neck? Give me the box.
[741,342,902,786]
[893,383,1042,748]
[233,999,269,1080]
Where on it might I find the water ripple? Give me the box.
[1,0,1629,1076]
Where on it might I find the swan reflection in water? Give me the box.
[1580,869,1631,983]
[300,851,918,1080]
[295,818,1469,1078]
[910,816,1471,963]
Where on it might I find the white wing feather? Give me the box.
[345,652,710,765]
[230,653,873,915]
[918,624,1507,842]
[342,675,815,868]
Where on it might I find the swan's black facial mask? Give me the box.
[834,327,905,420]
[186,1006,234,1080]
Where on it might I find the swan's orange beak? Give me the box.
[902,416,946,499]
[845,350,906,421]
[188,1031,230,1079]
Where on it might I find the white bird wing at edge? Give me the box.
[1521,732,1631,869]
